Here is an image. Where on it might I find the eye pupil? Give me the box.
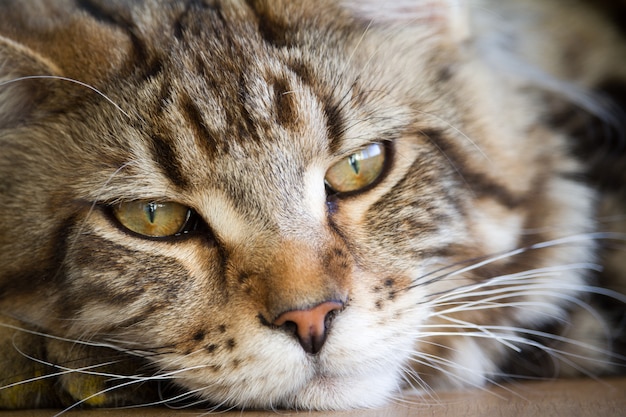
[146,202,158,224]
[348,154,360,175]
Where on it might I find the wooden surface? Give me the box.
[2,377,625,417]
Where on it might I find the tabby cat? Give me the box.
[0,0,625,411]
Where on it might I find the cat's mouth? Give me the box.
[165,303,422,410]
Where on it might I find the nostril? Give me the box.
[279,320,298,336]
[273,300,344,355]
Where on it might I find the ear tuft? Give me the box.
[341,0,470,43]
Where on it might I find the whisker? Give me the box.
[10,337,222,415]
[113,386,207,410]
[403,232,626,295]
[408,353,510,399]
[0,75,131,119]
[416,110,491,163]
[427,274,626,308]
[67,160,140,252]
[422,323,625,361]
[53,377,155,416]
[416,322,626,374]
[0,320,166,361]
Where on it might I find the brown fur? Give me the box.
[0,0,625,410]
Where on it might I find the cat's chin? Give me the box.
[272,371,400,410]
[165,344,408,410]
[185,364,403,411]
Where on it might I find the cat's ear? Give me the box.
[0,36,63,127]
[341,0,470,43]
[0,6,130,128]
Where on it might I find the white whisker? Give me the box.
[0,320,152,359]
[408,353,509,399]
[114,386,207,410]
[0,75,131,119]
[416,110,491,163]
[405,232,626,293]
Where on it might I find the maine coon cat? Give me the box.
[0,0,625,411]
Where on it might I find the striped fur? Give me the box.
[0,0,625,410]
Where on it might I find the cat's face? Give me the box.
[0,0,606,410]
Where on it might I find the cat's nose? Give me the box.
[273,301,344,354]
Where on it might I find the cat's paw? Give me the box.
[0,315,60,409]
[45,339,163,408]
[0,315,163,409]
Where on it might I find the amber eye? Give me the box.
[325,142,386,194]
[112,201,192,238]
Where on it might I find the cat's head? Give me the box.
[0,0,599,409]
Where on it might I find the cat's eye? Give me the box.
[325,142,386,194]
[112,201,195,238]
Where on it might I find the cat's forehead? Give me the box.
[62,0,432,216]
[80,2,341,224]
[115,1,398,189]
[139,38,329,189]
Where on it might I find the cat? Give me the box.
[0,0,625,411]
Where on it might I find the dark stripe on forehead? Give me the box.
[286,57,336,140]
[149,135,190,189]
[244,0,291,47]
[286,58,315,89]
[272,77,299,128]
[324,99,347,154]
[237,75,262,141]
[140,57,164,81]
[284,58,346,153]
[421,128,525,209]
[173,0,200,40]
[179,93,226,159]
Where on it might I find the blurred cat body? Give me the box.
[0,0,625,410]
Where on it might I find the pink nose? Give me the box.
[273,301,344,354]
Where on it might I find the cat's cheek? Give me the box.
[49,215,214,334]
